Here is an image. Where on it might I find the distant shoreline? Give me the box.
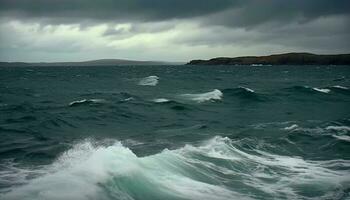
[1,53,350,67]
[0,59,183,67]
[187,53,350,66]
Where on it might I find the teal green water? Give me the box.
[0,65,349,199]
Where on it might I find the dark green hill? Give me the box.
[187,53,350,65]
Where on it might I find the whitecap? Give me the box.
[181,89,223,103]
[332,135,350,142]
[90,99,106,103]
[331,85,348,90]
[69,99,105,106]
[326,126,350,132]
[152,98,170,103]
[239,86,255,93]
[312,88,331,93]
[69,99,88,106]
[283,124,299,131]
[122,97,134,102]
[3,136,350,200]
[2,138,247,200]
[138,75,159,86]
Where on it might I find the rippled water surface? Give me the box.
[0,65,349,200]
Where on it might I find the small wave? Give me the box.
[222,87,268,102]
[138,76,159,86]
[331,85,348,90]
[68,99,106,107]
[152,98,170,103]
[326,126,350,132]
[121,97,134,102]
[288,86,331,94]
[222,87,255,94]
[312,88,331,93]
[2,136,349,200]
[151,98,191,111]
[181,89,223,103]
[332,135,350,142]
[238,86,255,93]
[283,124,299,131]
[332,76,346,81]
[251,121,297,129]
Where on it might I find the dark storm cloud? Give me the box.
[0,0,349,62]
[203,0,350,28]
[0,0,349,27]
[0,0,240,24]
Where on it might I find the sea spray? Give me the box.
[181,89,223,103]
[2,136,349,200]
[138,76,159,86]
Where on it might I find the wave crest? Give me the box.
[312,88,331,93]
[152,98,170,103]
[2,136,349,200]
[138,76,159,86]
[181,89,223,103]
[69,99,106,107]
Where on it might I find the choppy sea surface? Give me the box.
[0,65,349,200]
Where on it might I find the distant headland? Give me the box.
[0,59,183,67]
[1,53,350,67]
[187,53,350,65]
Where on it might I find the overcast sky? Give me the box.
[0,0,349,62]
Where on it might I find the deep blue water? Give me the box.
[0,65,349,200]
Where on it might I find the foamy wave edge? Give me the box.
[2,136,349,200]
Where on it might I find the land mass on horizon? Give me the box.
[187,53,350,65]
[1,53,350,67]
[0,59,182,67]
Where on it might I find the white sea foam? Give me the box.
[332,135,350,142]
[283,124,299,131]
[69,99,88,106]
[312,88,331,93]
[181,89,223,103]
[332,85,348,90]
[152,98,170,103]
[121,97,134,102]
[69,99,105,106]
[2,136,349,200]
[326,126,350,132]
[1,138,246,200]
[138,75,159,86]
[239,86,255,93]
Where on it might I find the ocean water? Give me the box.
[0,65,349,200]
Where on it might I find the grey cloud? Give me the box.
[201,0,350,28]
[174,15,350,53]
[103,27,129,37]
[102,21,176,38]
[1,0,349,28]
[0,0,349,62]
[0,0,239,24]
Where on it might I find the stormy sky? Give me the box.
[0,0,349,62]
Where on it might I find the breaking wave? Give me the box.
[331,85,348,90]
[2,136,349,200]
[152,98,170,103]
[312,88,331,93]
[69,99,106,107]
[181,89,223,103]
[286,85,349,94]
[138,76,159,86]
[221,87,270,102]
[238,86,255,93]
